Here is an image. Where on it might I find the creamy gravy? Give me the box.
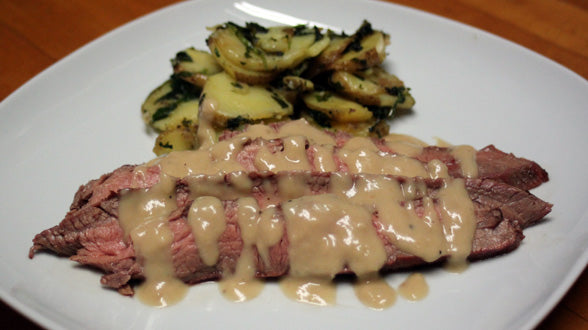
[152,118,474,184]
[119,118,479,308]
[279,276,336,306]
[255,136,311,172]
[451,145,478,178]
[118,173,188,307]
[283,193,387,278]
[353,273,397,310]
[187,196,226,266]
[383,133,427,157]
[398,273,428,301]
[233,119,336,145]
[218,197,273,302]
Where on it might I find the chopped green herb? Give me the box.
[174,71,194,78]
[313,26,323,41]
[181,118,193,128]
[368,105,394,120]
[330,81,344,91]
[293,24,309,36]
[385,86,404,96]
[225,22,266,65]
[351,58,368,68]
[305,109,331,127]
[226,115,250,130]
[152,104,178,122]
[271,93,289,108]
[174,51,193,63]
[245,22,268,34]
[159,142,173,149]
[368,120,390,138]
[343,20,373,54]
[386,86,409,108]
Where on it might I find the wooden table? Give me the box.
[0,0,586,328]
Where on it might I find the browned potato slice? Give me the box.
[307,21,390,76]
[305,34,353,77]
[302,91,373,123]
[172,48,223,87]
[330,31,388,72]
[330,70,415,111]
[356,66,404,89]
[330,71,396,106]
[210,49,277,85]
[356,66,415,110]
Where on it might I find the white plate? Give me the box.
[1,0,587,329]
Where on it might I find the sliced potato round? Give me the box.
[302,91,373,123]
[356,66,404,89]
[330,31,388,72]
[141,79,200,131]
[201,72,293,128]
[255,25,292,53]
[355,66,416,110]
[305,34,352,77]
[172,48,223,87]
[207,23,330,79]
[330,71,397,106]
[210,49,277,85]
[153,126,199,156]
[142,79,173,125]
[142,20,417,156]
[151,98,199,131]
[282,75,314,92]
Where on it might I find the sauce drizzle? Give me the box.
[118,118,480,308]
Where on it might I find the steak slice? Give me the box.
[220,121,549,191]
[416,145,549,191]
[30,167,552,295]
[225,136,549,191]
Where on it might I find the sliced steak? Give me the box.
[225,136,549,191]
[221,122,549,191]
[30,167,552,295]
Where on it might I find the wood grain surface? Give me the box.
[0,0,586,328]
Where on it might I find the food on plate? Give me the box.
[141,78,200,132]
[172,47,223,88]
[329,69,414,109]
[30,120,551,308]
[206,22,331,83]
[200,72,293,128]
[29,169,551,307]
[153,125,199,156]
[144,20,415,155]
[29,19,552,309]
[215,120,548,191]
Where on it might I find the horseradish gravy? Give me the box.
[118,118,478,309]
